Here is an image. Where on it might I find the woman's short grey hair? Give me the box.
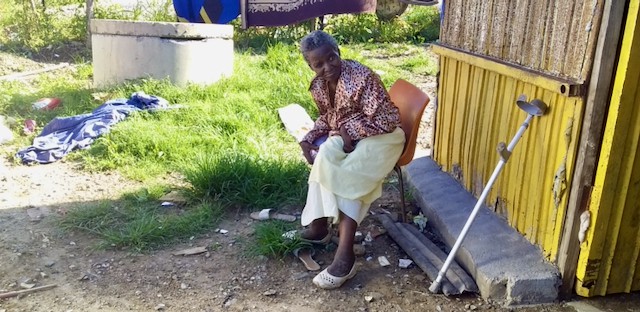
[300,30,339,60]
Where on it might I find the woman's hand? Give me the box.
[340,124,355,153]
[300,141,319,164]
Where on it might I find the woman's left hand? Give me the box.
[340,124,355,153]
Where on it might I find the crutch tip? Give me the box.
[428,282,441,293]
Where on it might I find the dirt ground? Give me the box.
[0,157,561,312]
[2,46,640,312]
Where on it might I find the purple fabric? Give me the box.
[245,0,376,27]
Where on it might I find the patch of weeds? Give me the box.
[247,220,309,259]
[122,184,168,202]
[182,152,308,210]
[399,54,438,76]
[59,187,224,252]
[209,241,222,252]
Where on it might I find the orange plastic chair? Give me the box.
[388,79,431,222]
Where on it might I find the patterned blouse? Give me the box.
[301,60,401,144]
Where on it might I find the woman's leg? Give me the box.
[302,217,329,240]
[327,212,356,277]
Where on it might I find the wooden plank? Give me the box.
[548,0,573,75]
[557,0,626,296]
[448,0,464,48]
[508,0,529,62]
[579,1,606,82]
[551,97,584,261]
[0,284,57,299]
[489,0,509,58]
[524,0,548,69]
[431,44,579,96]
[477,0,494,54]
[461,0,475,52]
[377,214,459,295]
[565,0,589,80]
[540,0,556,74]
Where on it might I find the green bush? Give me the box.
[234,6,440,51]
[0,0,85,51]
[326,6,440,44]
[0,0,175,52]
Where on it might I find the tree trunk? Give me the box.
[29,0,39,14]
[85,0,95,48]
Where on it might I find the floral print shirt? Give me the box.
[302,60,401,144]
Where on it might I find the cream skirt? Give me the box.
[301,128,405,226]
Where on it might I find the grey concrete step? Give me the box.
[405,157,561,306]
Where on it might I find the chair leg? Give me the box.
[394,165,407,223]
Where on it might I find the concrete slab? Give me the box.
[405,157,561,306]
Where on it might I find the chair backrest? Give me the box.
[388,79,430,167]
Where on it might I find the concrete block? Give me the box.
[90,19,233,88]
[405,157,561,306]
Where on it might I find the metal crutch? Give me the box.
[429,95,548,293]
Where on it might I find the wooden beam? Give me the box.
[556,0,626,297]
[85,0,95,48]
[431,44,583,97]
[240,0,248,29]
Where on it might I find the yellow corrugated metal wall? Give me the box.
[575,0,640,297]
[435,0,604,263]
[433,45,584,260]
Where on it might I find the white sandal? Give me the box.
[312,264,357,289]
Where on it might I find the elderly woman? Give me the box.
[298,30,405,289]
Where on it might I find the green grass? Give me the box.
[183,152,309,209]
[246,220,310,259]
[58,186,224,251]
[1,3,440,251]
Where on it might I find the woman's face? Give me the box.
[305,44,342,84]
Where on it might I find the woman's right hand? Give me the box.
[300,141,319,165]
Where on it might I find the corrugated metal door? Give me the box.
[575,0,640,296]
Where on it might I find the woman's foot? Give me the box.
[312,250,357,289]
[301,218,330,241]
[327,248,355,277]
[300,228,329,241]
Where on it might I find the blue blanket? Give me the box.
[16,92,169,164]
